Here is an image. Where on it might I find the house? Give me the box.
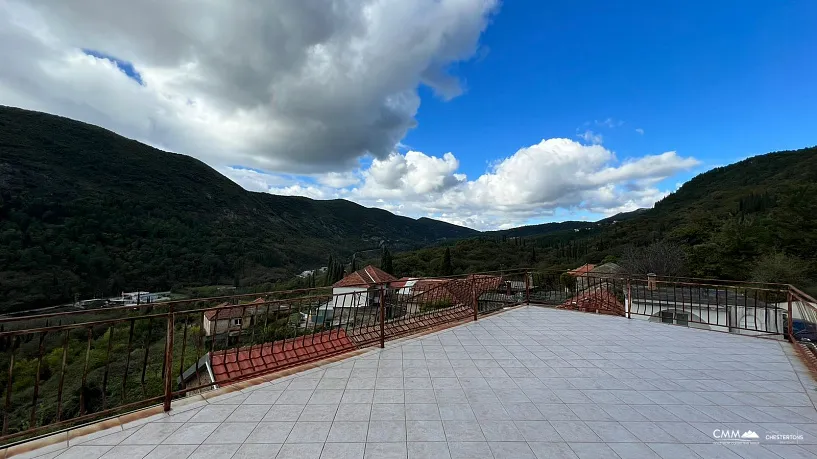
[202,298,266,337]
[332,265,398,309]
[565,263,625,292]
[625,278,785,336]
[558,289,625,316]
[565,264,595,291]
[392,277,420,296]
[409,274,504,308]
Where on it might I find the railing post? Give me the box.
[525,271,530,304]
[379,287,385,348]
[787,289,794,343]
[472,278,478,321]
[163,310,175,412]
[626,277,632,319]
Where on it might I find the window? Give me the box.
[232,318,242,326]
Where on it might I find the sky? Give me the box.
[1,1,815,230]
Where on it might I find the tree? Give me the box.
[620,241,686,277]
[530,247,537,263]
[560,272,576,294]
[600,254,618,265]
[381,248,394,275]
[439,247,453,276]
[751,252,809,285]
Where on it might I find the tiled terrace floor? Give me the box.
[24,306,817,459]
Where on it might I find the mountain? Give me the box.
[485,221,589,238]
[597,208,648,224]
[0,106,477,312]
[3,106,815,312]
[390,147,817,288]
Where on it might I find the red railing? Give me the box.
[1,268,815,446]
[0,269,528,444]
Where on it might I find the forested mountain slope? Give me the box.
[0,106,476,312]
[392,147,817,287]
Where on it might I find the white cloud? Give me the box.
[0,0,498,173]
[363,151,464,196]
[577,129,603,144]
[0,2,700,230]
[315,172,361,188]
[234,139,700,229]
[595,118,624,128]
[635,128,645,135]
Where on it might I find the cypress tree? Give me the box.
[381,248,394,275]
[439,247,453,276]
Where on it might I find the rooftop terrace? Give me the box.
[8,306,817,459]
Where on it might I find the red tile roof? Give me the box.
[558,289,624,316]
[209,330,356,384]
[568,263,596,276]
[391,277,413,289]
[410,275,503,306]
[333,265,398,288]
[203,298,265,321]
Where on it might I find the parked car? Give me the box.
[790,319,817,342]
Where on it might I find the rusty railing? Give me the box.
[1,268,815,446]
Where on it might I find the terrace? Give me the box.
[2,271,817,458]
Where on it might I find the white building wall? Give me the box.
[332,287,371,309]
[625,299,785,336]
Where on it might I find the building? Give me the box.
[392,277,420,296]
[332,265,398,309]
[558,288,625,316]
[409,274,504,308]
[107,291,169,306]
[625,277,786,336]
[202,298,266,337]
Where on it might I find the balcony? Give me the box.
[1,272,817,458]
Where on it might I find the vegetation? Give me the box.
[0,106,476,313]
[380,248,394,275]
[1,106,815,314]
[0,294,327,439]
[619,241,687,277]
[419,299,454,313]
[390,146,817,293]
[439,248,453,276]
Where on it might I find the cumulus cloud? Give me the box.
[0,1,700,230]
[635,128,645,135]
[0,0,498,172]
[236,139,700,229]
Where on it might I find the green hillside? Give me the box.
[2,106,814,312]
[390,147,817,289]
[0,106,476,312]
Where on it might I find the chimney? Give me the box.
[647,273,657,291]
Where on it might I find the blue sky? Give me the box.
[408,0,817,214]
[2,0,815,229]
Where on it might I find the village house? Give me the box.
[331,265,397,308]
[202,297,266,337]
[307,265,398,326]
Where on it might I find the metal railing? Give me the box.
[1,268,815,445]
[0,269,527,444]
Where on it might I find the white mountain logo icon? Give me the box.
[741,431,759,439]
